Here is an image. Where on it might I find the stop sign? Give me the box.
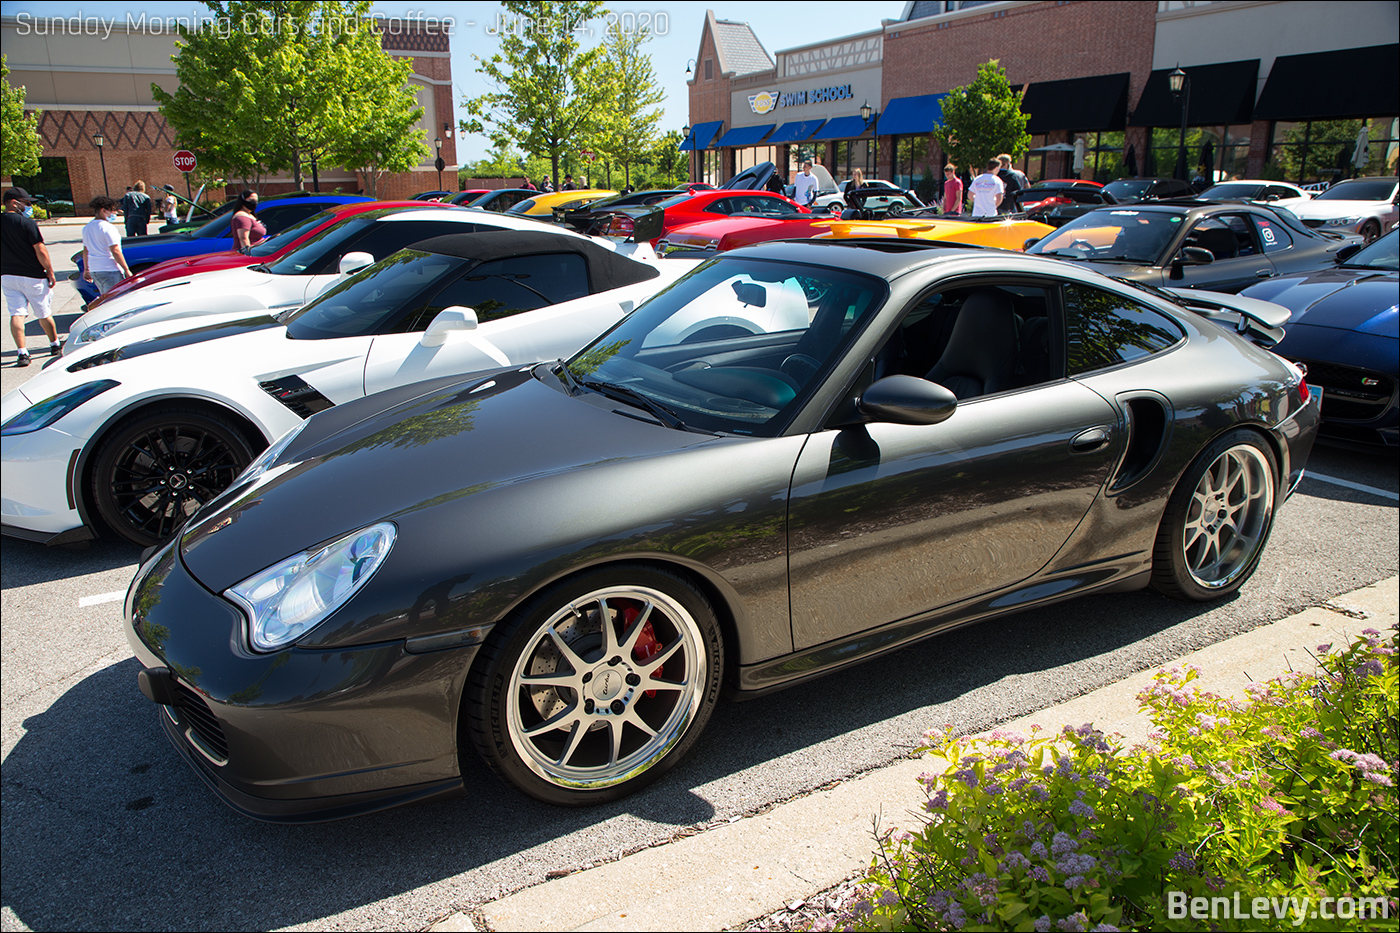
[173,150,197,172]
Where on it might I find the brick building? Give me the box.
[686,0,1398,190]
[0,12,457,213]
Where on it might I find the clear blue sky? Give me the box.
[3,1,908,162]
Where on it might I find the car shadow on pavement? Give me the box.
[1,536,143,588]
[0,586,1218,931]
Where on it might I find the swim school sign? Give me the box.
[748,84,854,115]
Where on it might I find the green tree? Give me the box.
[153,1,426,190]
[592,25,664,187]
[1,55,44,178]
[462,1,612,189]
[932,60,1031,178]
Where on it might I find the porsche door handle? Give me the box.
[1255,269,1276,278]
[1069,426,1112,454]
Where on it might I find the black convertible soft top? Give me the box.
[409,230,659,290]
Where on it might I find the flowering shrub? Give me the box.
[834,628,1397,932]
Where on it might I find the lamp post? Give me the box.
[685,59,696,76]
[683,124,695,184]
[1169,65,1191,184]
[93,132,109,198]
[434,136,444,191]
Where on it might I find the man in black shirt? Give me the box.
[1,188,60,366]
[120,180,152,236]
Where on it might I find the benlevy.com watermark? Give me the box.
[1168,891,1392,925]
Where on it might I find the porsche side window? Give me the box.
[1064,284,1183,375]
[873,284,1056,398]
[1253,216,1293,252]
[1184,216,1256,261]
[402,252,591,329]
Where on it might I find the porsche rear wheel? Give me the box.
[1151,430,1277,601]
[91,408,257,547]
[466,566,723,805]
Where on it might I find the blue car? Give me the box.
[1242,229,1399,450]
[74,193,371,305]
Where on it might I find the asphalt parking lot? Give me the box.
[1,221,1397,932]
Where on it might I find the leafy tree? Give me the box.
[932,60,1031,178]
[462,1,612,189]
[153,1,426,190]
[591,25,665,188]
[2,55,44,178]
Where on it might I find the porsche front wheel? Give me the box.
[466,566,723,805]
[91,408,257,547]
[1151,430,1277,601]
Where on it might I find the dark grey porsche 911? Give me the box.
[124,239,1321,820]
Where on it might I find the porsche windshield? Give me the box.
[1029,210,1181,263]
[1341,230,1399,270]
[560,258,885,436]
[282,249,462,339]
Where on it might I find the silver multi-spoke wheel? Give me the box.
[469,567,722,804]
[1181,445,1274,589]
[1153,431,1278,601]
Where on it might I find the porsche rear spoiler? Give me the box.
[1165,288,1290,348]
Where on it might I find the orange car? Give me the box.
[659,212,1053,255]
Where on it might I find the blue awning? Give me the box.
[714,124,775,147]
[679,120,724,151]
[876,94,947,136]
[768,120,827,143]
[808,115,874,141]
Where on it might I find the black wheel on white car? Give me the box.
[91,408,257,547]
[465,565,723,806]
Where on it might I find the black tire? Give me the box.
[465,564,724,806]
[1359,220,1381,242]
[91,408,258,547]
[1151,429,1278,601]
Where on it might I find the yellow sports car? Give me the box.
[507,189,618,217]
[815,216,1055,250]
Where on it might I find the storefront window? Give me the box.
[1267,117,1398,184]
[894,136,932,190]
[832,139,877,182]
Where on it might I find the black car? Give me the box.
[1017,180,1109,220]
[559,189,686,234]
[1242,229,1398,449]
[462,188,538,213]
[1027,200,1359,292]
[1040,177,1197,226]
[125,239,1318,820]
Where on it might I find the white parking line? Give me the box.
[78,590,126,608]
[1305,472,1400,502]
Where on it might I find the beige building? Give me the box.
[1,11,457,212]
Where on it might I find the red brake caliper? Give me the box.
[624,603,663,698]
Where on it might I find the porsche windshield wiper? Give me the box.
[579,377,702,433]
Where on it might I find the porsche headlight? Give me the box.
[226,522,396,652]
[1,380,119,436]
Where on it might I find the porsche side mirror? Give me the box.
[421,306,479,347]
[857,375,958,426]
[338,251,374,276]
[1023,237,1042,251]
[1335,242,1363,262]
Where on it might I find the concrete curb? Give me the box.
[431,576,1398,933]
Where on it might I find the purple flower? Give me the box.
[1001,851,1031,872]
[925,789,949,811]
[953,768,980,789]
[1078,828,1097,842]
[1069,799,1095,820]
[1058,913,1088,933]
[1034,917,1052,933]
[1357,659,1384,678]
[1168,849,1196,872]
[1010,776,1031,791]
[1029,866,1050,882]
[878,889,900,907]
[1030,841,1048,858]
[1091,925,1122,932]
[1023,819,1037,838]
[1064,875,1087,890]
[1317,643,1332,653]
[985,782,1004,795]
[1058,853,1098,876]
[1032,784,1051,801]
[1364,771,1394,786]
[1051,832,1079,856]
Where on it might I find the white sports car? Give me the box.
[2,230,700,547]
[63,206,641,354]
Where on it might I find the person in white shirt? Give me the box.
[793,161,819,207]
[968,160,1005,218]
[82,196,132,296]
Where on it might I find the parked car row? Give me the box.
[7,174,1392,824]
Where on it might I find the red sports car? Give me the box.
[616,189,810,245]
[1016,179,1105,213]
[88,201,456,308]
